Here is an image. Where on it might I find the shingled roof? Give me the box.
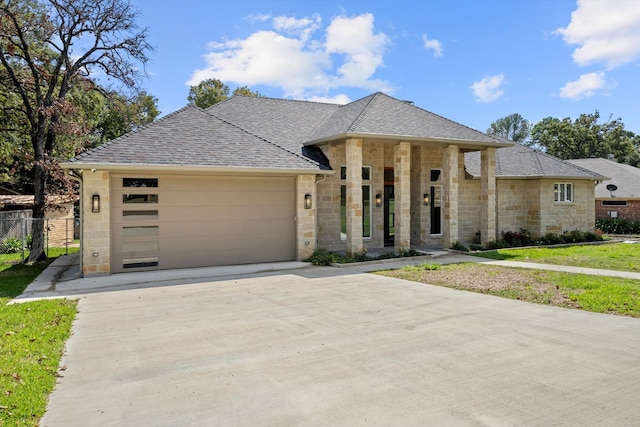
[306,92,502,145]
[65,105,325,171]
[567,158,640,198]
[465,141,607,180]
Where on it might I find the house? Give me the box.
[0,194,77,246]
[567,158,640,221]
[61,92,604,276]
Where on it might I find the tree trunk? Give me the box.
[27,161,47,262]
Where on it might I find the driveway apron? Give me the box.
[40,267,640,426]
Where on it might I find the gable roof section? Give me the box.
[567,158,640,198]
[306,92,503,145]
[207,96,339,154]
[63,105,325,172]
[465,142,606,180]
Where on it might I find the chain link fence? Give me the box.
[0,214,78,263]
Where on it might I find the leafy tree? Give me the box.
[530,111,635,161]
[232,85,262,98]
[0,0,151,261]
[487,113,531,143]
[187,78,262,108]
[187,78,229,108]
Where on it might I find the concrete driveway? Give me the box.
[40,265,640,426]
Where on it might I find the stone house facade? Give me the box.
[62,92,603,276]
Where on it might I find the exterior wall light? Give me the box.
[375,194,382,207]
[304,193,312,209]
[92,194,101,213]
[423,193,430,206]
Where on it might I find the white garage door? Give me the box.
[111,174,296,273]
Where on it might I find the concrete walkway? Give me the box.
[18,253,639,426]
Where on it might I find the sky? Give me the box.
[127,0,640,135]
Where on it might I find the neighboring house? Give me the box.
[62,92,604,276]
[0,194,77,245]
[567,158,640,221]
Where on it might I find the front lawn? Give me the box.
[0,250,77,426]
[378,263,640,317]
[472,242,640,272]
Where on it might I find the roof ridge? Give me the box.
[201,108,322,168]
[71,105,200,161]
[348,92,381,132]
[225,94,343,106]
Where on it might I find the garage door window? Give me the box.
[123,178,158,187]
[123,194,158,204]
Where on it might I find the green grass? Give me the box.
[472,242,640,272]
[0,249,78,426]
[379,263,640,317]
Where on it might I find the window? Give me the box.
[554,183,573,202]
[430,169,442,182]
[602,200,627,206]
[340,186,371,238]
[123,178,158,188]
[123,194,158,204]
[340,166,371,180]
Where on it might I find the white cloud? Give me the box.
[559,72,612,99]
[422,34,442,57]
[470,74,505,102]
[188,13,392,99]
[306,94,351,104]
[273,14,321,42]
[555,0,640,68]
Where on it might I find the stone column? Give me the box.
[296,175,316,260]
[345,138,363,255]
[480,147,497,245]
[443,145,459,247]
[82,170,111,276]
[394,141,411,251]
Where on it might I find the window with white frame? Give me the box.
[554,183,573,202]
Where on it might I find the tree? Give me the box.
[187,78,262,109]
[232,85,262,98]
[187,78,229,108]
[530,111,635,161]
[487,113,531,143]
[0,0,151,261]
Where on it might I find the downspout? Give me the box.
[67,169,83,277]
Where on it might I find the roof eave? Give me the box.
[60,162,334,176]
[304,132,512,148]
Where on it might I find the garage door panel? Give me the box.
[112,174,296,272]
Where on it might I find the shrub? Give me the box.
[451,241,470,252]
[398,248,420,257]
[501,228,534,247]
[468,243,483,251]
[304,249,336,266]
[0,237,23,254]
[351,249,371,263]
[596,217,640,234]
[486,240,506,250]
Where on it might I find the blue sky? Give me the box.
[128,0,640,135]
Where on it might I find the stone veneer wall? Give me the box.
[317,143,345,252]
[82,170,111,275]
[296,175,316,260]
[495,179,595,238]
[538,180,595,234]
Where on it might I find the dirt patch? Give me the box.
[378,264,580,308]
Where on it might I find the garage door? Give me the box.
[111,174,296,273]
